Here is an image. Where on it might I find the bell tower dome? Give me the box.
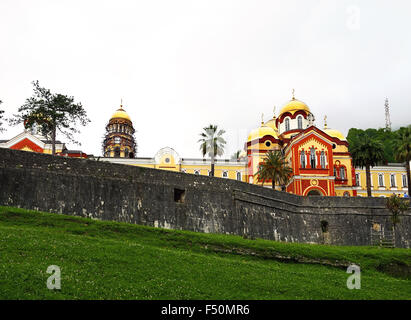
[102,102,137,158]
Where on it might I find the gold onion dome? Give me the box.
[279,90,310,116]
[323,115,346,141]
[247,117,279,142]
[111,105,131,121]
[324,128,346,141]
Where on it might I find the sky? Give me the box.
[1,0,410,158]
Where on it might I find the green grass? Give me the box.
[0,206,410,300]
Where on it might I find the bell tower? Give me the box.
[102,102,137,158]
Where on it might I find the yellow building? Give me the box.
[245,92,357,196]
[102,146,247,182]
[355,164,409,197]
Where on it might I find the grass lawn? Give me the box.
[0,206,410,300]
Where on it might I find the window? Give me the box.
[285,118,290,131]
[300,150,306,169]
[208,170,212,177]
[174,188,185,203]
[236,172,242,181]
[114,147,120,158]
[355,173,360,186]
[114,136,120,144]
[194,170,200,175]
[390,174,396,187]
[320,220,329,233]
[265,141,271,147]
[340,167,346,180]
[403,175,408,187]
[320,151,326,169]
[297,116,302,129]
[310,148,316,169]
[334,166,337,177]
[124,148,129,158]
[222,171,228,178]
[378,174,384,186]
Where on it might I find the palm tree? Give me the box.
[231,150,242,161]
[349,132,386,197]
[254,150,292,190]
[392,126,411,197]
[198,124,226,176]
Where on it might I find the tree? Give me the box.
[347,127,408,163]
[0,99,4,132]
[230,150,242,161]
[11,81,90,155]
[386,194,410,246]
[392,126,411,197]
[254,150,292,190]
[349,130,386,197]
[198,124,226,177]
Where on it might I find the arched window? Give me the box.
[300,150,306,168]
[378,174,384,186]
[390,174,396,187]
[236,172,241,181]
[320,151,326,169]
[340,167,346,180]
[222,171,228,178]
[124,148,129,158]
[285,118,290,131]
[297,116,302,129]
[194,170,200,175]
[310,148,316,169]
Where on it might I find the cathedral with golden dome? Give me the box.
[245,90,356,196]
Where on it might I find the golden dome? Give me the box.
[279,98,310,116]
[111,106,131,121]
[247,124,278,142]
[324,128,346,141]
[264,118,278,131]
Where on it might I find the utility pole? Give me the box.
[385,98,392,131]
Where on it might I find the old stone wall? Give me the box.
[1,148,410,247]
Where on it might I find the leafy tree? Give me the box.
[11,81,90,155]
[254,150,292,190]
[386,194,410,246]
[198,124,226,177]
[0,99,4,132]
[348,130,386,197]
[392,125,411,197]
[347,127,402,163]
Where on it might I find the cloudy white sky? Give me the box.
[1,0,410,158]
